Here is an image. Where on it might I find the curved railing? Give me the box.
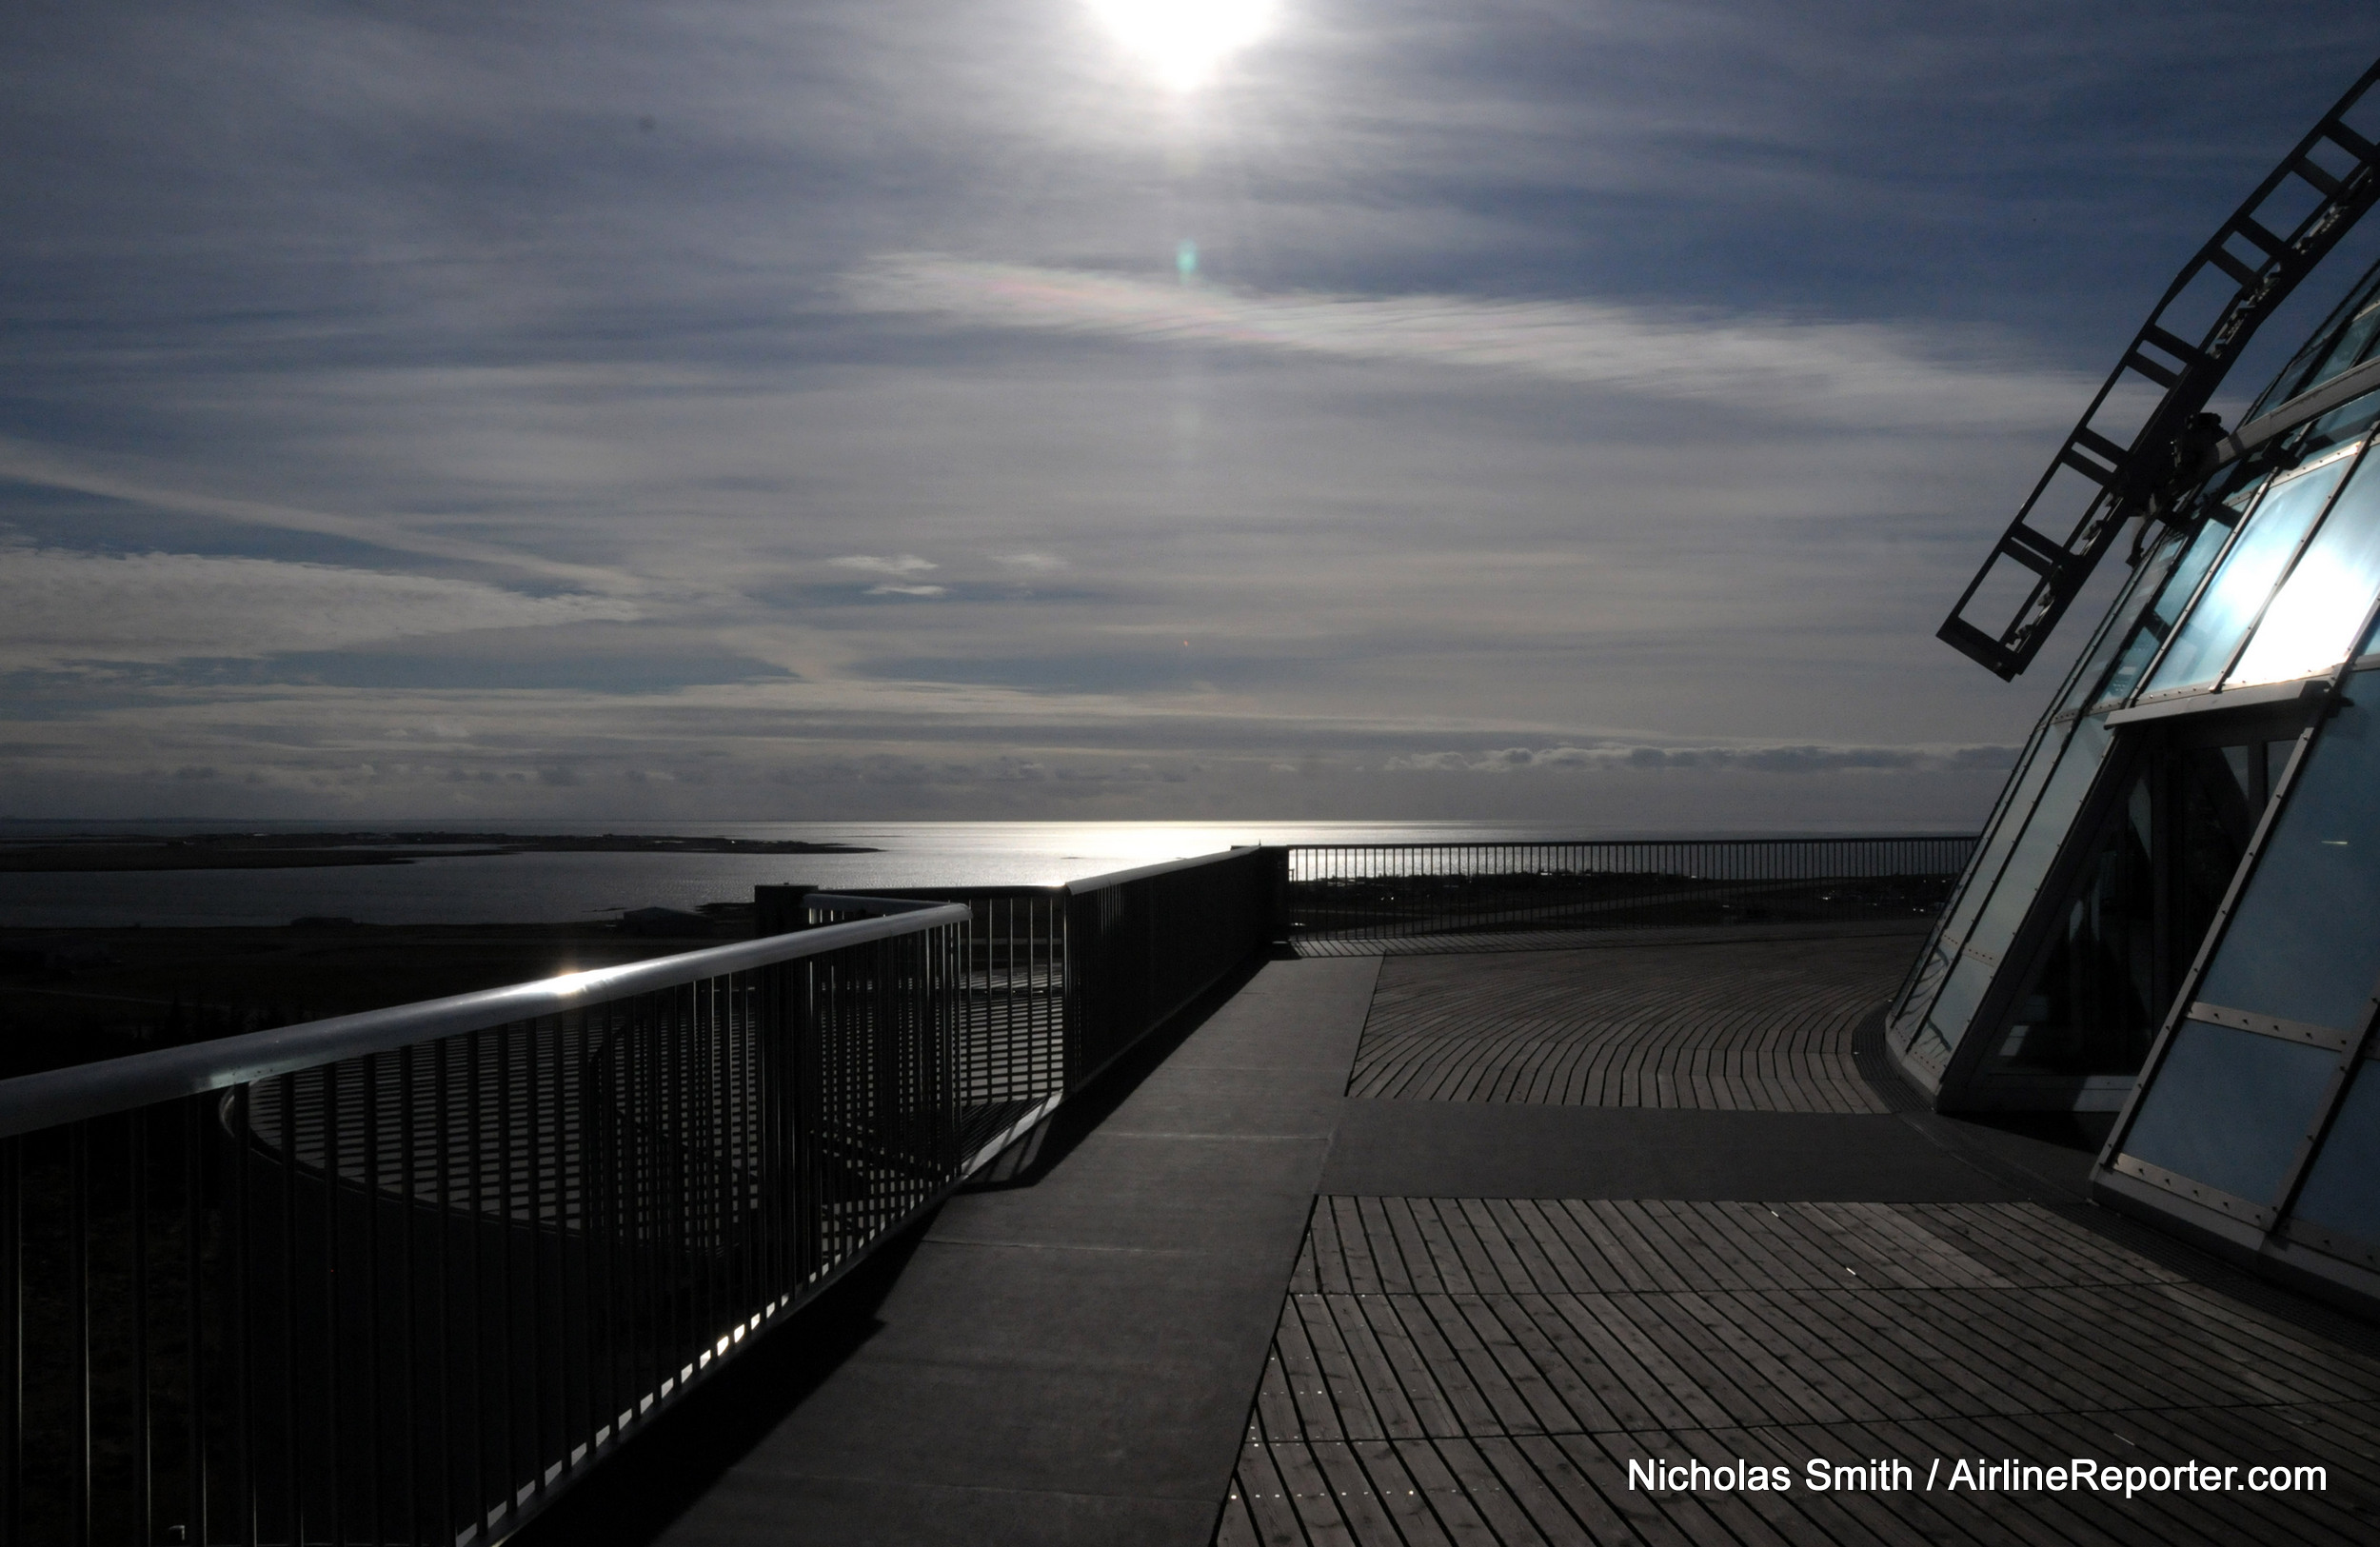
[0,845,1287,1547]
[1282,836,1976,942]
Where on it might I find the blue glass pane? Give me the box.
[2143,454,2354,696]
[2249,260,2380,422]
[1907,956,1989,1074]
[1932,717,2071,950]
[2231,446,2380,685]
[2100,503,2247,704]
[1967,715,2112,964]
[2122,1020,2337,1203]
[2199,671,2380,1032]
[2293,1061,2380,1245]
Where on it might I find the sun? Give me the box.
[1086,1,1279,92]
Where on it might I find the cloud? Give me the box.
[844,255,2098,430]
[864,582,948,597]
[1384,743,2021,775]
[0,438,646,596]
[0,549,640,669]
[830,554,937,575]
[994,552,1068,572]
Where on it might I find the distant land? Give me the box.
[0,832,881,872]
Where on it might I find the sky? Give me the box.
[6,2,2380,830]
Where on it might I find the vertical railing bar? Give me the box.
[132,1110,152,1547]
[662,989,683,1407]
[495,1021,519,1524]
[362,1051,385,1546]
[228,1085,255,1547]
[322,1061,345,1547]
[736,973,756,1333]
[183,1099,206,1547]
[695,981,714,1371]
[0,1139,17,1546]
[639,995,661,1425]
[277,1073,300,1547]
[594,1003,619,1456]
[433,1038,456,1545]
[465,1028,487,1538]
[555,1010,579,1479]
[627,999,647,1434]
[399,1042,420,1547]
[70,1121,90,1547]
[526,1015,548,1501]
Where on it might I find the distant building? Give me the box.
[1891,67,2380,1314]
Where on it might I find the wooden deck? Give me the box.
[1217,1198,2380,1545]
[536,927,2380,1547]
[1347,935,1914,1112]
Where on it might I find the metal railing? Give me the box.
[1282,836,1977,942]
[0,847,1285,1546]
[766,845,1285,1143]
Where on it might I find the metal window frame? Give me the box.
[2096,582,2380,1275]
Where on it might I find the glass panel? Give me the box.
[2065,523,2185,711]
[2099,499,2251,705]
[1966,715,2113,962]
[2292,1059,2380,1246]
[1898,716,2116,1074]
[2141,452,2354,697]
[2292,290,2380,402]
[2172,743,2261,950]
[2198,671,2380,1032]
[1907,958,1987,1075]
[1897,526,2196,1054]
[1992,770,2153,1075]
[2121,1019,2337,1203]
[2248,256,2380,423]
[1988,742,2261,1079]
[2229,446,2380,685]
[1935,723,2068,949]
[2291,390,2380,466]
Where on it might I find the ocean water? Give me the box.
[0,820,1636,928]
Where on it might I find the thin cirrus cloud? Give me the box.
[829,554,938,575]
[1384,744,2022,775]
[843,254,2095,431]
[0,549,640,671]
[828,556,947,598]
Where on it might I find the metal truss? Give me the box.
[1941,60,2380,680]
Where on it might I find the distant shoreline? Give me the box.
[0,832,880,873]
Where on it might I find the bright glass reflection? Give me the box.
[1087,0,1279,91]
[2140,449,2354,696]
[2229,444,2380,685]
[2099,511,2238,704]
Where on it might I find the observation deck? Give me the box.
[519,922,2380,1547]
[10,838,2376,1546]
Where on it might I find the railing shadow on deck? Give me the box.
[503,950,1274,1547]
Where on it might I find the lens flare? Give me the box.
[1086,1,1279,92]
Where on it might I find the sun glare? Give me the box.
[1087,0,1279,92]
